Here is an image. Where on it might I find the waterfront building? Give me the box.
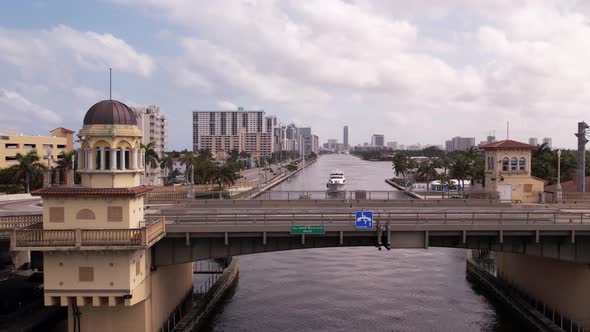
[481,139,544,203]
[192,107,265,152]
[27,99,192,330]
[192,107,275,161]
[445,136,476,151]
[312,135,319,154]
[0,128,74,169]
[343,125,349,148]
[542,137,552,148]
[132,105,167,186]
[371,134,384,147]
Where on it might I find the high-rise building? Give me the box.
[528,137,538,146]
[192,107,265,152]
[312,135,319,154]
[386,141,398,150]
[343,126,349,148]
[371,134,384,147]
[132,105,167,185]
[542,137,552,148]
[192,107,271,161]
[445,136,475,151]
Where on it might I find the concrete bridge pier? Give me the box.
[496,252,590,329]
[64,256,193,332]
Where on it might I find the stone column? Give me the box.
[131,149,137,170]
[120,148,126,170]
[77,148,84,170]
[86,148,93,170]
[100,148,105,170]
[110,148,117,170]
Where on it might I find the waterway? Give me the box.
[201,154,525,331]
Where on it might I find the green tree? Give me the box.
[159,155,173,183]
[392,153,410,178]
[57,150,77,185]
[211,164,238,189]
[180,153,197,184]
[417,160,439,192]
[450,157,470,195]
[10,150,46,193]
[141,142,161,185]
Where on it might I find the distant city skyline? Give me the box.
[0,2,588,150]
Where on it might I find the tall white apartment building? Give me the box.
[542,137,552,148]
[192,107,265,152]
[132,105,166,185]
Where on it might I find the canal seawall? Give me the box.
[249,158,317,198]
[173,257,239,332]
[465,257,563,331]
[384,178,423,199]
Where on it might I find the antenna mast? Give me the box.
[109,68,112,100]
[506,121,509,140]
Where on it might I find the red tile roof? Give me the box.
[479,140,535,150]
[32,185,153,197]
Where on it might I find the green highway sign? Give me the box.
[290,225,325,235]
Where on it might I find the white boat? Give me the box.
[326,169,345,191]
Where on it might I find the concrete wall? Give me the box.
[497,252,590,329]
[69,259,192,332]
[149,261,193,331]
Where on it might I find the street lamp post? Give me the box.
[557,149,562,202]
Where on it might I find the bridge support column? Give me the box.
[497,252,590,329]
[61,254,193,332]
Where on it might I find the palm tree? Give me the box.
[212,164,237,189]
[450,157,470,196]
[10,150,46,193]
[159,155,173,182]
[57,150,76,185]
[417,160,439,192]
[180,153,197,185]
[141,142,160,185]
[392,153,409,178]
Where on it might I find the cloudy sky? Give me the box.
[1,0,589,149]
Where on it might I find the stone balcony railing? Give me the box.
[10,218,166,250]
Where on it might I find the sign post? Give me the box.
[355,211,373,229]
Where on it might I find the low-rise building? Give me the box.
[481,140,544,203]
[0,128,74,169]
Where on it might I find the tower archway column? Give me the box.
[77,148,84,170]
[120,148,126,170]
[99,148,106,170]
[131,148,138,170]
[110,148,117,170]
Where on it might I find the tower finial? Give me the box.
[109,68,112,100]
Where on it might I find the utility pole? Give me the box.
[575,121,589,192]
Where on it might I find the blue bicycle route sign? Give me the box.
[355,211,373,229]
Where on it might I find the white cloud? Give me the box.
[0,25,155,81]
[216,100,238,110]
[0,88,61,129]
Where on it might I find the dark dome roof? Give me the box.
[83,100,137,126]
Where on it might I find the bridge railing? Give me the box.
[11,218,166,250]
[0,214,42,230]
[252,190,413,200]
[158,210,590,225]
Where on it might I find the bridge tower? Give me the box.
[14,100,193,332]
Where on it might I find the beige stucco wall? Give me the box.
[80,172,142,188]
[43,196,145,229]
[44,250,147,293]
[497,252,590,329]
[0,133,69,169]
[68,261,193,332]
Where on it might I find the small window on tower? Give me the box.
[107,206,123,222]
[79,267,94,282]
[49,207,65,223]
